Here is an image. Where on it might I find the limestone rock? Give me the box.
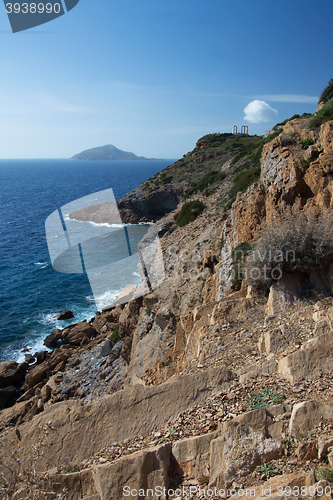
[289,400,333,438]
[210,424,282,488]
[172,431,218,478]
[296,440,318,461]
[0,366,235,471]
[318,435,333,460]
[92,443,171,500]
[278,327,333,383]
[265,277,300,318]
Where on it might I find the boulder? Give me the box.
[24,354,36,364]
[45,469,97,500]
[99,340,111,357]
[210,424,283,489]
[61,322,97,346]
[0,361,28,388]
[55,310,74,320]
[278,329,333,383]
[92,443,172,500]
[0,386,16,407]
[265,277,300,318]
[318,435,333,460]
[25,348,72,388]
[172,431,218,478]
[296,440,318,461]
[44,328,63,348]
[289,400,333,438]
[34,351,50,364]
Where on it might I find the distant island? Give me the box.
[70,144,159,161]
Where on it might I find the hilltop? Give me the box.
[70,143,157,161]
[1,81,333,498]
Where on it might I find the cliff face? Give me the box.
[2,103,333,498]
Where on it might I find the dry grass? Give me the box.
[242,207,333,288]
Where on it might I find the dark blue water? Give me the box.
[0,159,174,361]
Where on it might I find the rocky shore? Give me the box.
[1,97,333,499]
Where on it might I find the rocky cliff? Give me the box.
[1,92,333,499]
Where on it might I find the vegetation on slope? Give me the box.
[309,98,333,128]
[319,78,333,105]
[175,200,205,227]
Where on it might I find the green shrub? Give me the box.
[197,132,233,146]
[145,308,151,316]
[161,175,173,185]
[316,465,333,483]
[258,463,278,478]
[319,79,333,105]
[224,196,236,211]
[228,165,261,200]
[273,114,300,130]
[175,200,205,227]
[299,138,314,149]
[167,225,176,235]
[185,171,226,198]
[248,388,284,409]
[109,325,120,342]
[309,98,333,128]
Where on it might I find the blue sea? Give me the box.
[0,159,175,362]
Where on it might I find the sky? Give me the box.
[0,0,332,159]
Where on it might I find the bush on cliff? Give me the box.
[242,208,333,288]
[185,170,227,198]
[110,325,120,342]
[175,200,205,227]
[309,98,333,128]
[319,79,333,105]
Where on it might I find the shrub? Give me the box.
[258,463,278,478]
[309,98,333,128]
[161,175,173,185]
[299,138,314,149]
[248,388,284,409]
[243,208,333,288]
[145,308,151,316]
[273,114,300,130]
[184,171,226,198]
[109,325,120,342]
[319,79,333,105]
[316,465,333,483]
[228,165,261,200]
[175,200,205,227]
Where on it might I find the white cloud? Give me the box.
[244,100,278,123]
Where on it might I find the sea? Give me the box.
[0,158,175,362]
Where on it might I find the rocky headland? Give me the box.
[1,84,333,499]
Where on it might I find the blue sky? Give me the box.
[0,0,332,159]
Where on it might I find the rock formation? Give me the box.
[1,94,333,499]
